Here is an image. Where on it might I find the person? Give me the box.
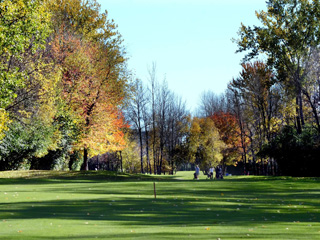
[209,166,214,179]
[215,166,220,179]
[195,165,200,180]
[216,165,223,179]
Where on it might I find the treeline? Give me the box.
[199,0,320,177]
[0,0,128,171]
[124,0,320,177]
[123,64,190,174]
[231,0,320,177]
[122,64,243,175]
[1,0,320,177]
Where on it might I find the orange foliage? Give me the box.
[51,28,128,155]
[209,112,243,163]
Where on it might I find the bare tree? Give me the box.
[148,62,158,174]
[125,78,148,173]
[302,47,320,133]
[166,94,189,174]
[141,87,151,174]
[197,90,228,117]
[155,80,171,174]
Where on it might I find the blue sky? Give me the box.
[98,0,267,112]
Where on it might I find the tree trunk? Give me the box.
[119,151,123,172]
[295,95,302,134]
[145,129,151,174]
[298,90,305,127]
[138,127,144,173]
[159,147,163,175]
[303,90,320,133]
[83,148,89,171]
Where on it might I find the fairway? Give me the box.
[0,171,319,240]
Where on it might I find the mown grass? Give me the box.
[0,170,319,239]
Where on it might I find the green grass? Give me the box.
[0,170,319,239]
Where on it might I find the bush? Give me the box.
[261,126,320,176]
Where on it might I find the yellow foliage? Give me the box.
[0,109,10,141]
[76,106,127,157]
[36,64,61,125]
[189,117,226,167]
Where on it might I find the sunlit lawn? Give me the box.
[0,170,319,239]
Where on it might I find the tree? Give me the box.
[166,95,189,174]
[121,131,141,173]
[148,62,158,174]
[228,61,283,174]
[260,125,320,176]
[209,112,242,167]
[49,0,129,170]
[141,88,152,174]
[125,78,148,173]
[198,91,228,117]
[235,0,320,134]
[301,48,320,133]
[188,117,225,172]
[0,0,51,138]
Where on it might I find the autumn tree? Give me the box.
[188,117,225,173]
[0,0,70,170]
[228,61,283,174]
[121,131,141,173]
[235,0,320,134]
[225,88,250,173]
[209,112,242,167]
[49,0,129,170]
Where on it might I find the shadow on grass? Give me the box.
[0,170,184,186]
[1,170,318,185]
[0,173,319,239]
[1,180,319,227]
[24,232,320,240]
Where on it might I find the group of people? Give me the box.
[194,165,223,180]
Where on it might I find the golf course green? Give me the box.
[0,171,319,239]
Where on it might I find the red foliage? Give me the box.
[209,112,243,163]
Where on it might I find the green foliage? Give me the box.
[260,125,320,176]
[0,0,51,109]
[236,0,320,67]
[0,0,52,140]
[0,0,129,171]
[234,0,320,176]
[30,109,81,170]
[48,0,117,42]
[0,118,59,170]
